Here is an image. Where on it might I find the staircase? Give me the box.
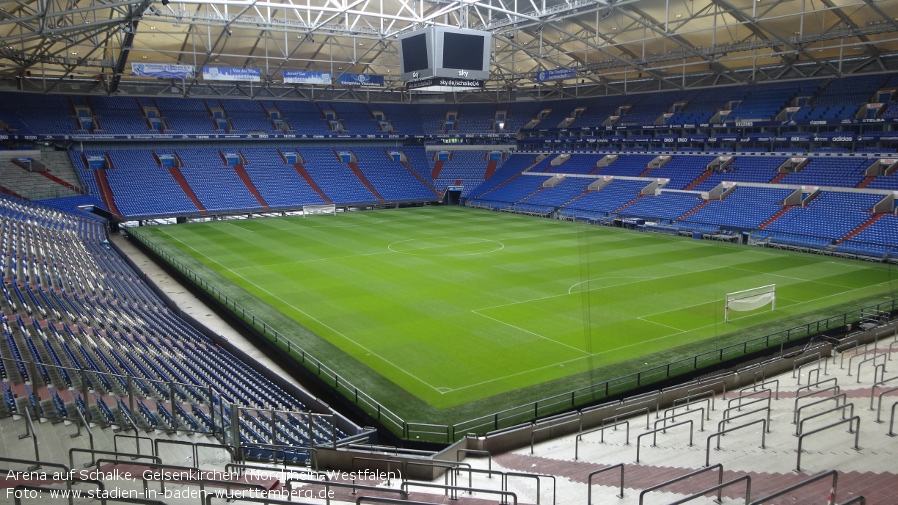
[0,185,24,199]
[560,188,590,209]
[769,173,789,184]
[614,194,644,214]
[292,163,330,203]
[167,167,206,214]
[35,170,84,195]
[517,186,545,203]
[484,160,498,180]
[838,214,884,243]
[93,170,121,215]
[431,161,445,179]
[399,162,440,197]
[684,171,714,191]
[856,176,876,189]
[347,162,383,202]
[678,200,710,220]
[232,165,269,210]
[758,206,791,229]
[475,173,523,199]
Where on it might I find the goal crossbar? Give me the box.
[303,204,336,217]
[725,284,776,322]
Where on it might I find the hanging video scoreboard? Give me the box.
[397,26,491,88]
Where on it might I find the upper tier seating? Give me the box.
[1,71,895,137]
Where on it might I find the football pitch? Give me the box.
[132,206,895,422]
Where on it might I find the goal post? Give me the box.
[302,203,336,217]
[725,284,776,322]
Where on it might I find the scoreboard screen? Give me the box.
[400,32,429,74]
[398,27,491,83]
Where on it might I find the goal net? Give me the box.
[302,204,336,217]
[725,284,776,322]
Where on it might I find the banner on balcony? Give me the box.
[337,73,384,87]
[283,70,332,85]
[131,63,195,79]
[202,66,261,82]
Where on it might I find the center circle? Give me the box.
[388,237,504,257]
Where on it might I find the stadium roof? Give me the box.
[2,0,898,101]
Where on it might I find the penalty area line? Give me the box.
[470,309,590,356]
[226,268,446,394]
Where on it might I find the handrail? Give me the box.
[672,390,716,415]
[240,442,319,471]
[655,407,705,433]
[798,355,828,384]
[797,403,856,437]
[587,463,625,503]
[728,388,771,410]
[795,393,847,428]
[115,433,155,458]
[69,448,160,471]
[400,481,516,504]
[0,457,73,504]
[225,463,328,481]
[354,497,446,505]
[874,386,898,422]
[286,477,408,502]
[889,400,898,436]
[502,470,556,505]
[870,373,898,409]
[12,483,106,505]
[723,396,771,428]
[795,377,839,397]
[153,439,237,466]
[739,378,780,400]
[70,406,95,467]
[350,456,405,482]
[718,405,771,434]
[796,417,861,472]
[854,353,887,382]
[454,449,492,475]
[638,464,724,505]
[607,406,651,430]
[847,349,879,376]
[18,409,40,468]
[793,386,842,423]
[665,396,712,421]
[793,352,822,379]
[531,416,580,454]
[705,418,767,467]
[575,420,630,460]
[635,420,694,463]
[664,475,751,505]
[749,469,837,504]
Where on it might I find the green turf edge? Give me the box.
[126,223,898,439]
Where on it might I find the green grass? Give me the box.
[131,207,896,425]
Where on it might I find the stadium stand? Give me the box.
[2,69,898,505]
[0,193,360,447]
